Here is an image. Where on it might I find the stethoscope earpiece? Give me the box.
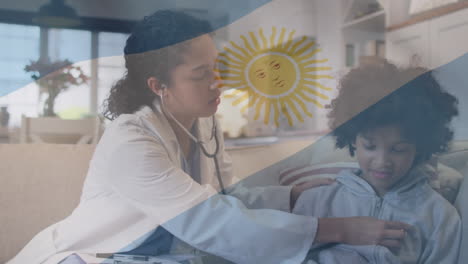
[160,84,167,97]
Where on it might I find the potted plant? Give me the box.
[24,58,89,117]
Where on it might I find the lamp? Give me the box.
[33,0,81,27]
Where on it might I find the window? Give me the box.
[48,28,92,116]
[0,23,40,126]
[0,22,128,127]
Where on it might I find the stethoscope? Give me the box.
[160,84,226,195]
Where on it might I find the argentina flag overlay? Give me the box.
[1,0,468,263]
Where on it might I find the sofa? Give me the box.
[1,136,467,263]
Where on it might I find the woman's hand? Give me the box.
[290,178,335,209]
[316,217,413,251]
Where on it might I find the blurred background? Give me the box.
[0,0,467,145]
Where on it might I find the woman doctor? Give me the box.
[8,10,411,264]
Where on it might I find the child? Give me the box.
[293,61,461,264]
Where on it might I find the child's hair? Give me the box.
[328,60,459,165]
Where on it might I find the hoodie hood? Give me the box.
[336,166,430,201]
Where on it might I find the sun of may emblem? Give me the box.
[218,27,333,127]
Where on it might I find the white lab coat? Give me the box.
[8,100,317,264]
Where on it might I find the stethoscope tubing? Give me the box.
[198,126,226,195]
[160,92,226,194]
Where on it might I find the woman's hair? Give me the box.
[328,60,459,164]
[103,10,213,120]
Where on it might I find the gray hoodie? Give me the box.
[293,168,461,264]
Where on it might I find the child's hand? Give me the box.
[290,178,335,209]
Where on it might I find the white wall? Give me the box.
[315,0,343,71]
[385,0,411,26]
[312,0,343,131]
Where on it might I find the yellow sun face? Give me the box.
[248,53,297,96]
[219,27,333,127]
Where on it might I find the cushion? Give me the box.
[425,163,464,203]
[438,149,468,177]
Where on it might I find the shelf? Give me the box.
[225,136,279,148]
[342,10,385,31]
[387,1,468,31]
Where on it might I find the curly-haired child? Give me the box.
[293,61,461,264]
